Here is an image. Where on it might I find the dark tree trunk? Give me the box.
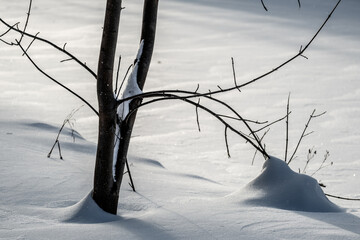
[92,0,123,215]
[93,0,159,215]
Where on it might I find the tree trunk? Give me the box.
[92,0,122,215]
[93,0,159,215]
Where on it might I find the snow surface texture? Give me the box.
[1,0,360,239]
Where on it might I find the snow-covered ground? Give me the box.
[1,0,359,239]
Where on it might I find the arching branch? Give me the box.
[0,18,97,79]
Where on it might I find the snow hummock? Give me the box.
[113,40,144,180]
[59,192,119,223]
[240,156,343,212]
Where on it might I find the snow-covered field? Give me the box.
[1,0,359,239]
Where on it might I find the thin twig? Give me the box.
[195,98,201,132]
[253,111,291,133]
[218,114,268,124]
[288,109,326,164]
[123,93,269,158]
[125,159,136,192]
[261,0,268,11]
[195,84,200,93]
[311,150,332,176]
[325,193,360,201]
[48,106,82,159]
[119,89,267,156]
[224,126,231,158]
[18,0,33,44]
[117,0,341,102]
[302,147,316,173]
[116,64,133,99]
[0,18,97,79]
[22,32,39,56]
[115,55,121,94]
[0,22,19,38]
[252,128,270,165]
[60,57,74,63]
[57,141,63,160]
[231,57,241,92]
[128,92,266,153]
[285,93,290,162]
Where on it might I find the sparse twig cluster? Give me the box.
[286,108,327,165]
[48,106,82,159]
[301,148,333,176]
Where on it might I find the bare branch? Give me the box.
[114,55,121,95]
[60,57,74,63]
[231,57,241,92]
[18,0,33,44]
[218,114,268,124]
[22,31,39,56]
[195,84,200,93]
[195,98,201,132]
[302,147,316,173]
[285,93,290,162]
[311,150,332,176]
[0,18,97,79]
[288,109,325,164]
[116,64,133,99]
[125,159,136,192]
[122,92,269,158]
[224,126,231,158]
[48,106,82,159]
[325,193,360,201]
[118,0,342,109]
[252,128,270,165]
[261,0,268,11]
[253,111,291,133]
[15,40,99,116]
[0,22,20,38]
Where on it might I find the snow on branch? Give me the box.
[113,40,144,181]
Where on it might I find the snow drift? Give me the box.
[59,192,119,223]
[241,157,342,212]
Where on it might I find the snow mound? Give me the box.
[242,157,343,212]
[59,192,119,223]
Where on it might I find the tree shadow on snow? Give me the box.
[298,210,360,236]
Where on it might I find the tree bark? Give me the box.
[93,0,158,215]
[93,0,122,215]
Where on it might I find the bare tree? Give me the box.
[0,0,344,214]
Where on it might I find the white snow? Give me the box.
[116,39,144,121]
[238,156,342,212]
[0,0,360,239]
[113,39,144,179]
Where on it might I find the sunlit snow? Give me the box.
[0,0,359,239]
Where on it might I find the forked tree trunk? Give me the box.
[92,0,158,214]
